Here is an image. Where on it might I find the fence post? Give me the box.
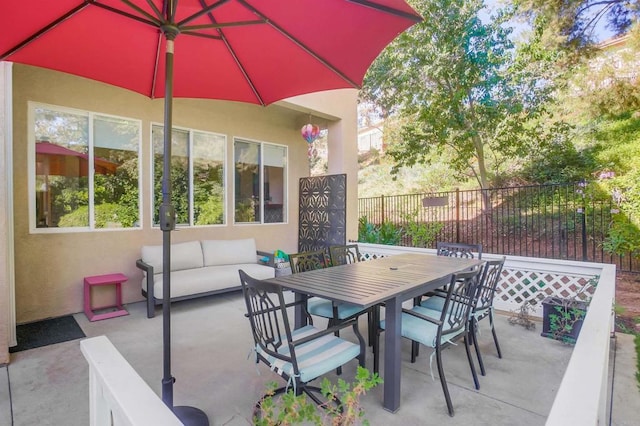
[456,188,460,243]
[381,194,385,224]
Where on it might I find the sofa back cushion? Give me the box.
[202,238,257,266]
[141,241,204,273]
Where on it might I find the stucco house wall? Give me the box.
[3,63,357,349]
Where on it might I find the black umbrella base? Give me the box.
[173,406,209,426]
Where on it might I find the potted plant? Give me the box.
[254,366,381,426]
[541,277,598,344]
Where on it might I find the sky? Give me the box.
[483,0,617,43]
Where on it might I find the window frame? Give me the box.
[150,123,227,228]
[28,102,143,234]
[233,137,288,226]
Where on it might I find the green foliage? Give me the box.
[357,217,402,245]
[513,0,639,50]
[548,304,586,344]
[361,0,567,189]
[378,221,403,245]
[254,366,382,426]
[401,210,443,247]
[58,203,139,228]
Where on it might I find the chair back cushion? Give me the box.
[202,238,257,266]
[141,241,204,274]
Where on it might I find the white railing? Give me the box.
[357,243,616,425]
[80,336,182,426]
[357,243,604,317]
[545,263,616,426]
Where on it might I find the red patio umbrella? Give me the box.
[0,1,421,423]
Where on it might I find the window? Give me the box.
[31,104,141,231]
[234,139,287,224]
[152,125,226,226]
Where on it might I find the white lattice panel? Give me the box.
[494,268,597,317]
[358,243,602,318]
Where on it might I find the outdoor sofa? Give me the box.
[136,238,275,318]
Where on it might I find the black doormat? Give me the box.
[9,315,86,353]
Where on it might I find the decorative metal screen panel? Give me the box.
[298,174,347,252]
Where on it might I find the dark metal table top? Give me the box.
[263,253,482,307]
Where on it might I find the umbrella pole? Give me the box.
[160,29,209,426]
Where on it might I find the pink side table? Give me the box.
[84,273,129,321]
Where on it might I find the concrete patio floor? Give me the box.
[1,291,638,425]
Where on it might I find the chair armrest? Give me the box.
[257,250,275,267]
[291,318,359,346]
[402,308,442,326]
[136,259,154,297]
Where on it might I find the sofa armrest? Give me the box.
[136,259,156,318]
[257,250,275,267]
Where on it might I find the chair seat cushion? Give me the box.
[380,306,465,348]
[307,298,367,320]
[256,325,361,383]
[420,295,446,311]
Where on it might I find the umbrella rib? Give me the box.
[92,2,163,27]
[237,0,360,88]
[143,0,165,22]
[150,33,163,99]
[347,0,423,22]
[116,0,164,25]
[181,32,222,40]
[0,3,90,60]
[181,19,265,32]
[176,0,230,27]
[196,0,266,105]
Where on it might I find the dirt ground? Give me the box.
[616,272,640,333]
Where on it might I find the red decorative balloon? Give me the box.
[301,124,320,143]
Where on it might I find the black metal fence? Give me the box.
[358,183,639,273]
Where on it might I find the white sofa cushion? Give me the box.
[141,241,204,273]
[202,238,257,267]
[150,263,275,299]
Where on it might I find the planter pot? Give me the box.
[541,296,588,344]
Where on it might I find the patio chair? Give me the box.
[420,257,506,376]
[328,244,361,266]
[417,241,483,303]
[290,248,370,374]
[239,269,365,418]
[328,244,378,345]
[289,249,329,273]
[373,268,483,417]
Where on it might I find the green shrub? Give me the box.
[254,366,382,426]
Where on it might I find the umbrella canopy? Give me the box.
[1,1,420,423]
[1,0,420,105]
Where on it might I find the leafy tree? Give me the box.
[514,0,639,49]
[361,0,567,195]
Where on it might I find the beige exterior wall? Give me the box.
[278,90,360,242]
[8,64,356,327]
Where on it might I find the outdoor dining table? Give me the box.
[263,252,483,413]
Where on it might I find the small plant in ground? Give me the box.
[357,216,402,245]
[253,366,382,426]
[401,210,443,248]
[508,300,537,330]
